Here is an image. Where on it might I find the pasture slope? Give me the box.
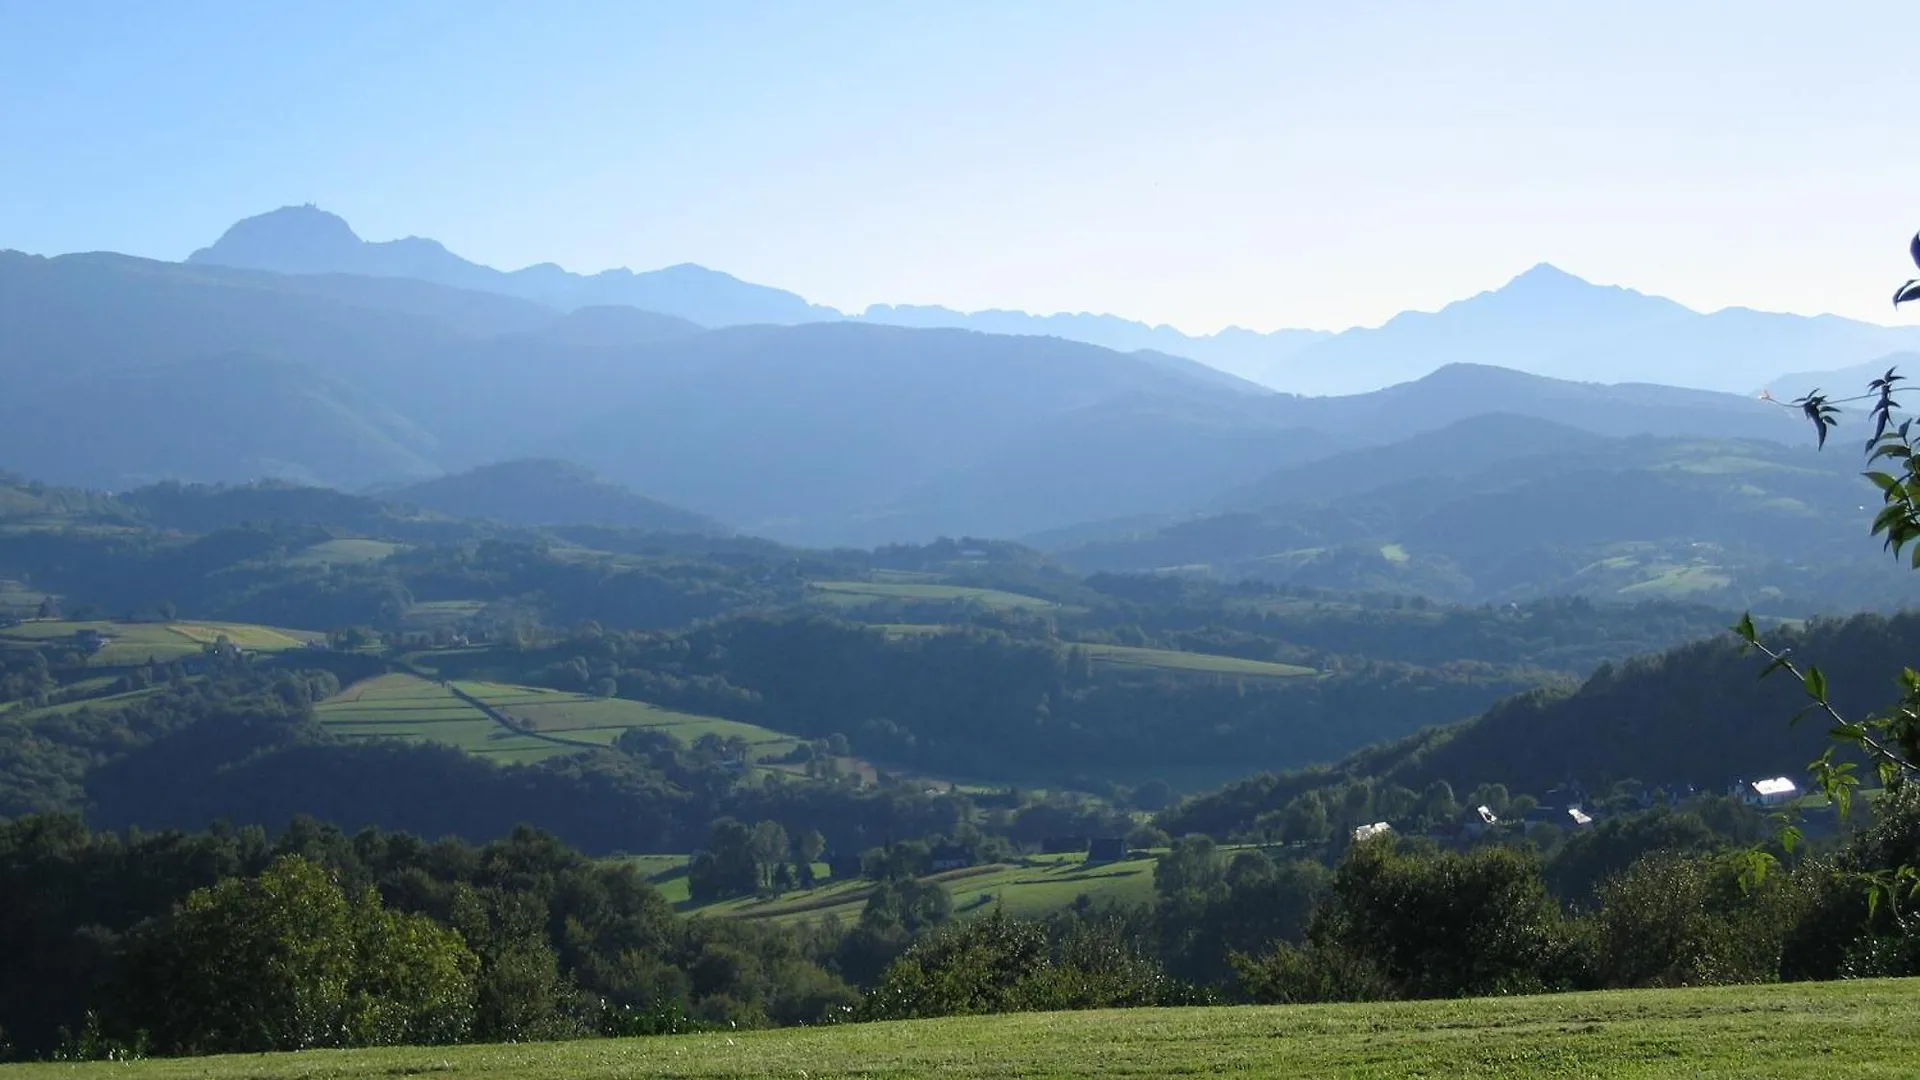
[808,580,1061,611]
[0,619,320,666]
[876,624,1316,680]
[6,980,1916,1079]
[315,675,804,765]
[695,852,1159,923]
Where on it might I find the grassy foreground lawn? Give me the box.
[8,980,1917,1079]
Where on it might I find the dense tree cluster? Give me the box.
[0,816,861,1060]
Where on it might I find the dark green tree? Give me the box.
[120,855,477,1055]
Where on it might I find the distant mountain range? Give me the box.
[2,245,1823,546]
[9,206,1918,556]
[180,206,1920,396]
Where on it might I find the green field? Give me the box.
[695,852,1158,924]
[1617,563,1736,597]
[401,599,488,627]
[11,979,1917,1079]
[4,684,171,720]
[286,537,405,567]
[0,579,47,617]
[315,676,805,765]
[316,675,576,763]
[809,580,1058,611]
[873,628,1316,681]
[0,619,320,665]
[1080,643,1315,680]
[454,682,803,761]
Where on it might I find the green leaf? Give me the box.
[1733,613,1758,644]
[1805,665,1828,703]
[1866,470,1902,493]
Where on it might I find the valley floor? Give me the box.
[8,979,1917,1079]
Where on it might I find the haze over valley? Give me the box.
[6,3,1920,1072]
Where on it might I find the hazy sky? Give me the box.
[3,0,1917,332]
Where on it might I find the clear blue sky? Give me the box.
[3,0,1916,332]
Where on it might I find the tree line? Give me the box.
[6,788,1914,1061]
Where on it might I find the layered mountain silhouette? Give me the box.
[10,205,1910,550]
[0,246,1816,547]
[1758,350,1920,400]
[182,206,1920,397]
[1260,264,1920,395]
[857,304,1330,387]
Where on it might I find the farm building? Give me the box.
[929,844,972,872]
[1735,777,1799,807]
[1085,837,1128,864]
[1352,822,1393,842]
[1522,804,1595,830]
[1463,804,1501,840]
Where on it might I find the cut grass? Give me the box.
[0,619,319,666]
[872,628,1315,680]
[316,674,576,764]
[1081,643,1314,680]
[165,621,320,650]
[315,676,803,766]
[401,599,488,627]
[13,979,1919,1079]
[695,853,1159,924]
[809,580,1058,612]
[285,538,404,567]
[7,684,171,719]
[454,682,802,761]
[1618,564,1736,597]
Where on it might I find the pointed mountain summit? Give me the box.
[1265,263,1920,396]
[191,204,362,268]
[188,205,836,327]
[190,204,500,291]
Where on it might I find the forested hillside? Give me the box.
[1052,418,1914,612]
[1160,610,1920,841]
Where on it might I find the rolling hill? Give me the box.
[0,353,441,491]
[389,460,725,534]
[1050,420,1917,612]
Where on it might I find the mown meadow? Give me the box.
[6,980,1916,1079]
